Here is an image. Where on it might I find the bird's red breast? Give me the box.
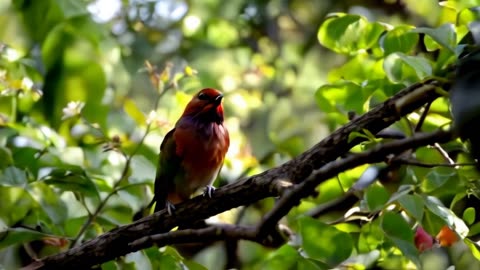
[154,88,230,209]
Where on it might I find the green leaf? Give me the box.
[381,26,419,55]
[465,239,480,261]
[54,0,88,18]
[0,147,14,170]
[315,81,363,113]
[184,260,208,270]
[0,186,34,226]
[463,207,476,225]
[299,217,353,266]
[11,147,41,175]
[359,219,384,253]
[424,196,469,238]
[27,182,68,225]
[42,167,100,199]
[124,99,146,126]
[364,184,390,211]
[0,166,28,186]
[262,244,299,270]
[318,14,385,54]
[413,24,456,53]
[0,227,52,249]
[381,212,419,266]
[422,167,460,196]
[383,53,432,84]
[397,194,424,221]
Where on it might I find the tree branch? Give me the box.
[256,129,454,236]
[24,79,450,270]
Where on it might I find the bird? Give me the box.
[153,88,229,214]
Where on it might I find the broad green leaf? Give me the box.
[184,260,208,270]
[463,207,476,225]
[327,55,385,83]
[124,99,146,126]
[11,147,41,175]
[381,212,419,266]
[358,220,384,253]
[262,244,299,270]
[299,217,353,266]
[422,167,456,192]
[424,196,469,238]
[27,182,68,225]
[0,227,52,249]
[458,8,480,26]
[398,194,424,221]
[298,258,328,270]
[0,147,13,169]
[318,14,385,54]
[381,26,419,55]
[54,0,88,18]
[413,24,456,52]
[340,250,380,269]
[42,167,99,199]
[0,186,33,226]
[315,81,363,113]
[124,251,152,270]
[0,166,28,186]
[364,184,390,211]
[383,53,432,84]
[465,239,480,261]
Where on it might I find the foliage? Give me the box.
[1,0,480,269]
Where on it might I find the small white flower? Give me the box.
[62,101,85,120]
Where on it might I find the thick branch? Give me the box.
[257,129,454,236]
[24,79,449,269]
[131,129,454,252]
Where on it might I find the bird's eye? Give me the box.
[198,92,209,100]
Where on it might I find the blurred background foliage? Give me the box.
[1,0,480,269]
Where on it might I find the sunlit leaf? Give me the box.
[413,24,456,52]
[381,26,419,55]
[424,196,469,238]
[124,99,146,126]
[315,81,363,113]
[383,53,432,84]
[463,207,476,225]
[318,14,385,54]
[27,182,68,225]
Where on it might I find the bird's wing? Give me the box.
[153,128,182,212]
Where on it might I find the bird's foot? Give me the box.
[165,201,176,215]
[203,185,216,198]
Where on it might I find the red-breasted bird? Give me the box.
[153,88,229,213]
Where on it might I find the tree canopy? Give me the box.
[1,0,480,269]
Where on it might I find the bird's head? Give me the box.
[182,88,225,123]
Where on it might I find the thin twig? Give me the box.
[70,69,170,248]
[415,101,432,132]
[433,142,456,165]
[393,157,476,168]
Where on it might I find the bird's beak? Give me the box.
[214,94,223,104]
